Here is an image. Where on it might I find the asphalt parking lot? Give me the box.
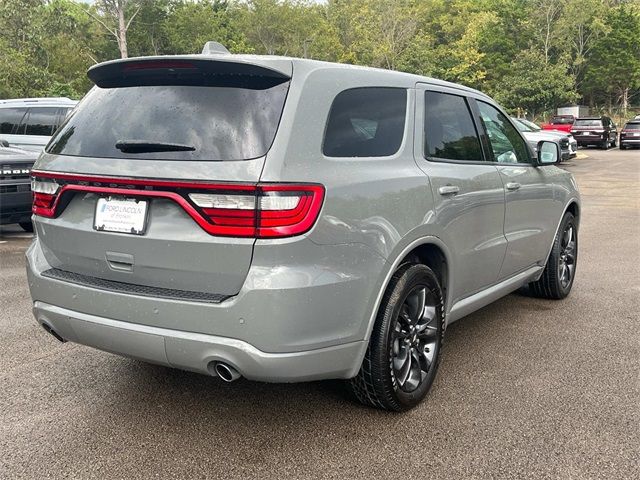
[1,148,638,479]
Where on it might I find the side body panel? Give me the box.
[413,84,507,304]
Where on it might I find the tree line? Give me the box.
[1,0,639,121]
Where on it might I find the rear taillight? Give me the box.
[188,184,325,238]
[30,172,324,239]
[31,178,60,217]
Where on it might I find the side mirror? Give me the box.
[536,140,560,165]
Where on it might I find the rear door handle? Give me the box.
[505,182,521,191]
[438,185,460,196]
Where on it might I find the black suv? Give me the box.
[570,116,618,149]
[620,120,640,150]
[0,142,38,231]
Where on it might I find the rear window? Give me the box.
[624,122,640,130]
[574,119,603,127]
[323,88,406,157]
[47,82,289,161]
[551,116,574,125]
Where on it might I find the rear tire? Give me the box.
[348,263,445,411]
[529,212,577,299]
[19,221,33,232]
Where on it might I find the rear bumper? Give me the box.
[574,134,606,145]
[0,188,32,224]
[620,138,640,145]
[26,234,385,381]
[33,301,366,382]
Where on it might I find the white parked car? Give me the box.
[514,118,577,160]
[0,97,77,152]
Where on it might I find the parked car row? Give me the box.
[538,112,640,150]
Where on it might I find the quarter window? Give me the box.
[323,88,406,157]
[477,102,530,164]
[0,108,27,135]
[424,91,483,161]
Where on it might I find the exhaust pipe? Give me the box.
[214,362,242,383]
[41,323,66,343]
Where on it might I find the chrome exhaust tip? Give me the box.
[41,322,66,343]
[214,362,241,382]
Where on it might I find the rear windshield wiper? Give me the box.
[115,140,196,153]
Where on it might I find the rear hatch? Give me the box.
[31,57,292,298]
[571,119,604,137]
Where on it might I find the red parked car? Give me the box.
[541,115,575,133]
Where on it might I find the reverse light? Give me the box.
[31,178,59,195]
[31,178,60,217]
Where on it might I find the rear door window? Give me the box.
[24,107,60,136]
[424,91,483,161]
[323,88,406,157]
[0,108,28,135]
[47,82,290,161]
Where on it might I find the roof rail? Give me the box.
[201,41,230,55]
[0,97,74,104]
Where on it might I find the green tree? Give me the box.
[492,49,578,118]
[583,3,640,115]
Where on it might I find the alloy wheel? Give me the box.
[390,285,439,393]
[558,223,576,288]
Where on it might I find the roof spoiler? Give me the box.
[87,57,290,89]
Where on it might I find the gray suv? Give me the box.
[27,44,580,410]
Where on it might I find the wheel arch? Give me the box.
[362,237,452,345]
[565,200,580,228]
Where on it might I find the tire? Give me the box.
[601,138,609,149]
[529,212,577,300]
[19,221,33,232]
[620,144,626,150]
[348,263,445,411]
[611,137,617,148]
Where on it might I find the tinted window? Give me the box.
[48,82,289,161]
[24,107,60,136]
[424,92,482,161]
[624,122,640,130]
[574,119,603,127]
[477,102,530,164]
[551,116,574,125]
[323,88,406,157]
[512,118,533,133]
[0,108,27,134]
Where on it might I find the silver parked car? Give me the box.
[514,118,578,160]
[27,43,580,411]
[0,97,77,152]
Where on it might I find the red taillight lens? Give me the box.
[30,171,324,239]
[31,178,60,217]
[189,185,325,238]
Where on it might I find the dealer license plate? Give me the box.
[94,197,148,235]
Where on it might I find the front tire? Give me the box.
[348,263,445,411]
[529,212,577,299]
